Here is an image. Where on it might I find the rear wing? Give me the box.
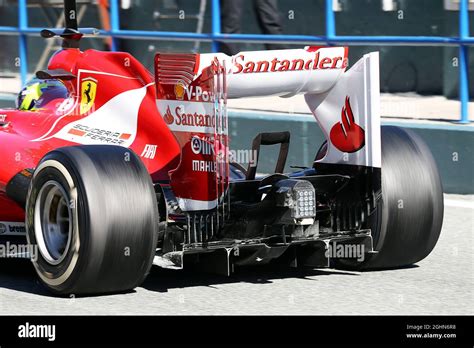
[155,46,380,212]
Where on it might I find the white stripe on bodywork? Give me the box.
[31,70,143,142]
[34,82,153,146]
[177,197,218,211]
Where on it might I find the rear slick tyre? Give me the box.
[338,126,444,270]
[26,145,158,295]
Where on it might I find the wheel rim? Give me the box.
[34,180,72,265]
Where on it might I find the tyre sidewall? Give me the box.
[26,156,91,294]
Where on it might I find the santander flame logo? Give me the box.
[329,97,365,153]
[163,106,174,125]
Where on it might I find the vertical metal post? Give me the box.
[325,0,336,39]
[211,0,221,52]
[459,0,470,123]
[109,0,120,51]
[64,0,79,29]
[18,0,28,85]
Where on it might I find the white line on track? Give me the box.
[444,199,474,209]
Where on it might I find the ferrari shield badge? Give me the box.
[79,77,98,114]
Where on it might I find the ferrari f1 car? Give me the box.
[0,0,443,295]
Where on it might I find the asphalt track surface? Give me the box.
[0,194,472,315]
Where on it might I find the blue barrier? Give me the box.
[0,0,471,122]
[459,0,470,123]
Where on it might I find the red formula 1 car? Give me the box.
[0,0,443,295]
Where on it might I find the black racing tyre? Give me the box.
[346,126,444,270]
[25,145,158,295]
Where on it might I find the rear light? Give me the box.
[294,189,316,219]
[275,179,316,221]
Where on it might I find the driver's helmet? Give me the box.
[16,78,69,111]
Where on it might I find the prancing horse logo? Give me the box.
[80,77,98,114]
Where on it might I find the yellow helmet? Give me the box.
[17,78,69,111]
